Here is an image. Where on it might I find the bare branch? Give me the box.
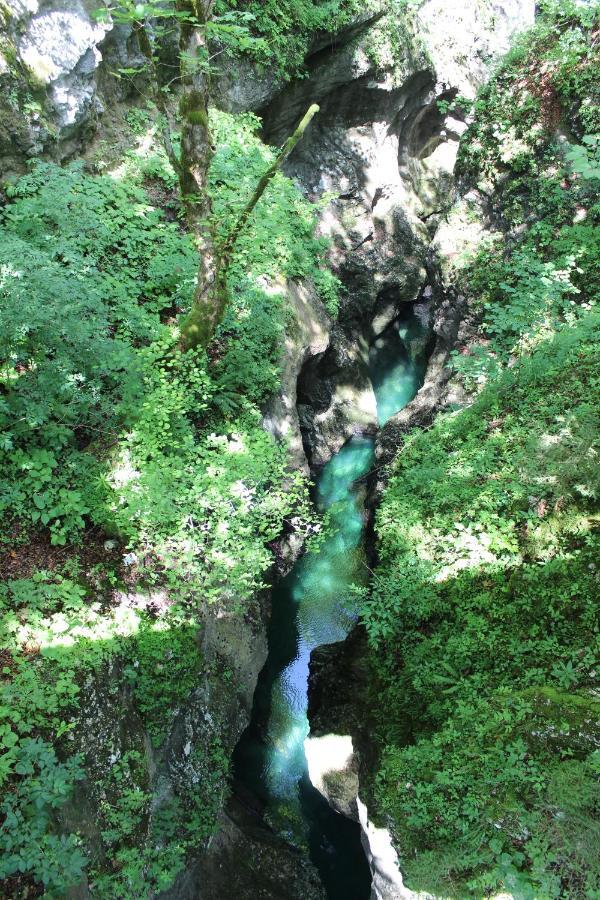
[220,103,320,266]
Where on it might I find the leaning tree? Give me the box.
[102,0,318,349]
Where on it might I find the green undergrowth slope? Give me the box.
[363,4,600,898]
[0,110,333,896]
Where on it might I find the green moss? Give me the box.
[520,687,600,756]
[179,90,209,127]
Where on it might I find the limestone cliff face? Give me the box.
[1,0,108,170]
[259,0,536,467]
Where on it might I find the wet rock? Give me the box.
[305,734,360,820]
[307,631,422,900]
[256,0,535,477]
[371,188,495,482]
[297,331,378,467]
[253,2,534,472]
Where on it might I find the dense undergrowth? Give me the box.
[364,4,600,897]
[0,109,334,895]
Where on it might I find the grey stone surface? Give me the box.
[262,278,331,474]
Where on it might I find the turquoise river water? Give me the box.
[234,308,428,898]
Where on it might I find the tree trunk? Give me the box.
[129,3,319,351]
[177,0,223,352]
[219,103,320,271]
[180,103,320,351]
[172,3,319,352]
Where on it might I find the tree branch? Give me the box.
[220,103,320,266]
[133,20,182,176]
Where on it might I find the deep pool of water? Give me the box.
[233,306,429,899]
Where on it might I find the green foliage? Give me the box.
[0,569,227,897]
[0,738,86,894]
[90,750,185,898]
[210,110,341,322]
[0,105,338,895]
[0,112,322,568]
[129,621,202,746]
[365,314,600,897]
[362,0,429,83]
[213,0,364,78]
[565,133,600,181]
[452,6,599,387]
[89,735,228,898]
[366,6,600,896]
[0,161,197,544]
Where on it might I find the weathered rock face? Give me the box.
[283,6,536,898]
[262,279,332,475]
[374,188,495,485]
[297,329,379,467]
[212,55,280,115]
[51,586,269,900]
[0,0,535,182]
[307,629,438,900]
[307,631,423,900]
[0,0,109,170]
[164,797,327,900]
[257,0,535,468]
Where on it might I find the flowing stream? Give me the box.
[234,307,429,898]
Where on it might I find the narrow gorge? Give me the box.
[0,2,598,899]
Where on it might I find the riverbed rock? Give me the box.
[307,631,426,900]
[297,329,379,467]
[163,797,326,900]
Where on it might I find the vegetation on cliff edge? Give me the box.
[364,4,600,897]
[0,109,334,896]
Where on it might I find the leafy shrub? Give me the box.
[0,105,335,895]
[0,738,86,894]
[0,161,197,544]
[213,0,364,78]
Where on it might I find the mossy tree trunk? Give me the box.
[179,100,320,351]
[176,0,224,352]
[132,1,319,351]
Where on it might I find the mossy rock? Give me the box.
[520,687,600,758]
